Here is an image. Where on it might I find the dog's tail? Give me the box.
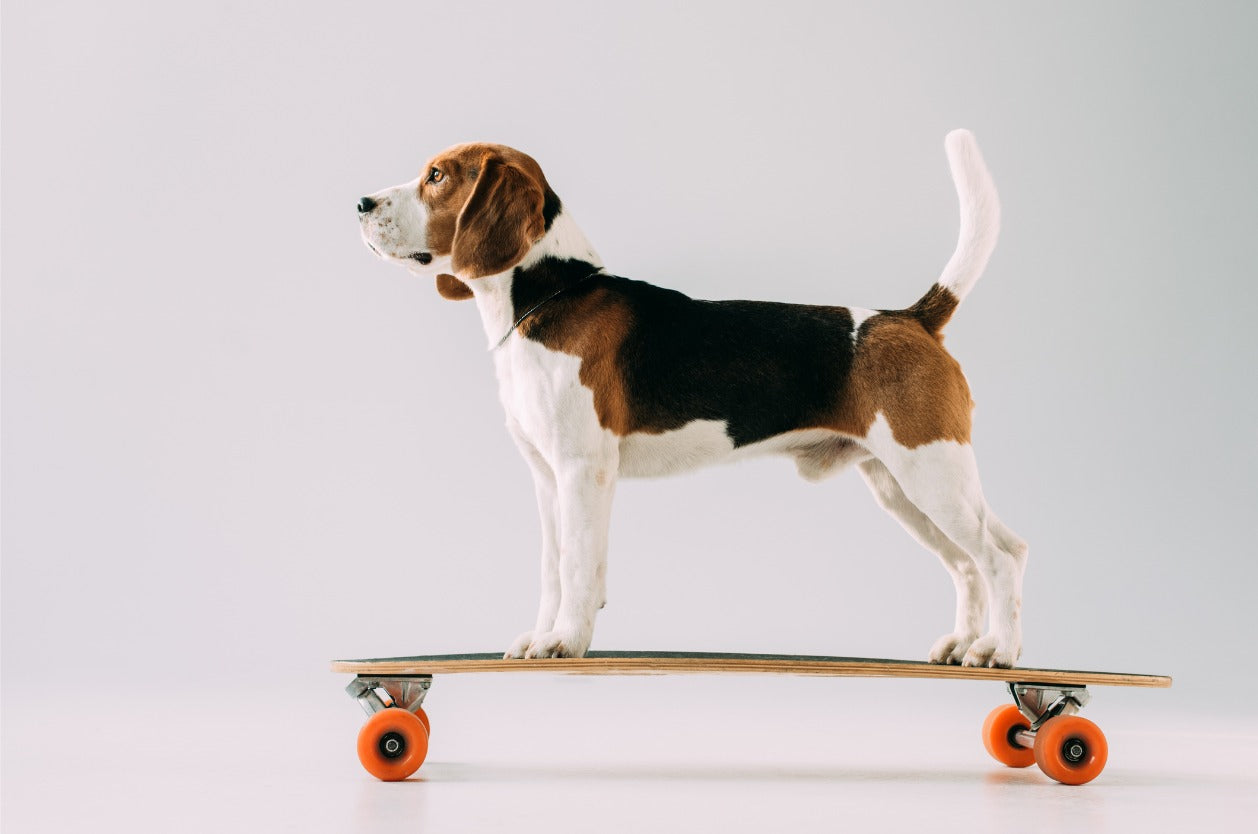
[907,129,1000,335]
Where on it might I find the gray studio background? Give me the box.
[4,0,1256,711]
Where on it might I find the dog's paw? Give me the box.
[928,631,979,665]
[961,633,1022,668]
[520,627,592,659]
[503,631,537,660]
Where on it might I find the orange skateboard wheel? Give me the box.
[1033,715,1108,785]
[357,708,429,781]
[981,704,1035,768]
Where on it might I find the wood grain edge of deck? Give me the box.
[329,657,1171,688]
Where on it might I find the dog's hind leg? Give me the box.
[864,424,1028,668]
[859,458,986,664]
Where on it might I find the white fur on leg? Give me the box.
[862,416,1026,668]
[503,429,564,659]
[956,506,1027,667]
[523,451,618,658]
[858,458,986,664]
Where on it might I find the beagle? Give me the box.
[358,130,1027,668]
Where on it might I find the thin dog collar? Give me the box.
[492,270,605,351]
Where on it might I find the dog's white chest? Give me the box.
[493,338,607,458]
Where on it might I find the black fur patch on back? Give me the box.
[542,187,562,231]
[612,279,857,446]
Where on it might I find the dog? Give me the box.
[357,129,1028,668]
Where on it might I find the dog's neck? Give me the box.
[467,208,604,350]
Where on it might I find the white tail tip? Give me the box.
[937,129,1000,302]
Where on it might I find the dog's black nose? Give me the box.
[357,196,377,214]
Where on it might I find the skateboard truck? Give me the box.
[1006,682,1089,748]
[346,676,432,717]
[1010,682,1090,728]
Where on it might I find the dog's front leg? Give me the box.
[504,434,562,659]
[521,443,618,659]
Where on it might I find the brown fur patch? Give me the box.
[521,286,637,435]
[417,149,478,258]
[435,273,473,300]
[451,157,545,278]
[907,284,960,335]
[419,144,551,279]
[836,315,973,447]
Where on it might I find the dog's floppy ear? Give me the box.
[435,273,473,300]
[451,154,545,279]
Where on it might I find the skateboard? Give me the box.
[332,651,1171,785]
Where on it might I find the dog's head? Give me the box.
[358,143,552,300]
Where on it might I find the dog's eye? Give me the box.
[428,167,444,184]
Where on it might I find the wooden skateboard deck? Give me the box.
[335,651,1170,785]
[331,651,1171,688]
